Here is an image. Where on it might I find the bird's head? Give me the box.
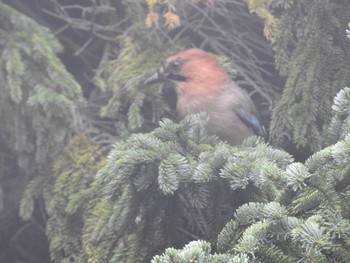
[144,49,231,96]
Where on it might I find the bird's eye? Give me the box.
[168,60,182,71]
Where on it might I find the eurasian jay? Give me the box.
[144,49,265,146]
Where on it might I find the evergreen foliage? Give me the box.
[151,87,350,262]
[54,113,292,262]
[329,87,350,143]
[0,2,84,175]
[0,2,84,261]
[45,135,104,262]
[256,0,350,152]
[2,0,350,262]
[94,36,178,132]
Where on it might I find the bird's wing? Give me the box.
[221,83,266,137]
[236,108,266,137]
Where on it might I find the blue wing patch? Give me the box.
[237,109,263,136]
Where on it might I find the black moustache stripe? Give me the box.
[168,74,187,82]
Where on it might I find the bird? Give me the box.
[144,48,265,146]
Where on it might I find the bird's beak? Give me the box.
[144,72,166,85]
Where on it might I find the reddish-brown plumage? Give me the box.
[145,49,265,145]
[167,49,231,94]
[166,50,231,114]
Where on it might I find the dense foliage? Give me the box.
[1,0,350,262]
